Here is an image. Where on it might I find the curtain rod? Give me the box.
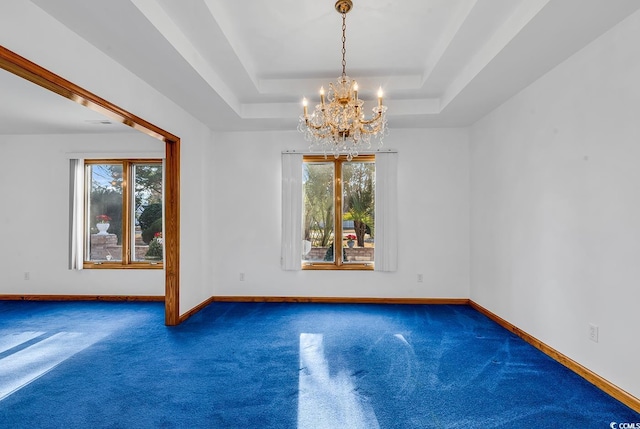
[282,149,397,154]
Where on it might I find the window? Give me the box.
[84,160,163,268]
[302,155,375,270]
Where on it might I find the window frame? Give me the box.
[302,154,375,271]
[83,159,163,269]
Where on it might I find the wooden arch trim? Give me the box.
[0,45,181,326]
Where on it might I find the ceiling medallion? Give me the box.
[298,0,388,160]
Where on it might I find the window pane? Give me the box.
[342,162,375,264]
[132,163,163,262]
[87,164,123,262]
[302,162,335,263]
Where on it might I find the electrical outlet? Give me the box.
[24,272,30,280]
[239,273,245,281]
[588,323,599,343]
[417,274,423,283]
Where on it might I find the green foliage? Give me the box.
[145,236,163,260]
[142,218,163,245]
[139,203,162,231]
[303,163,334,247]
[134,164,163,214]
[134,165,163,199]
[303,160,375,249]
[343,162,375,246]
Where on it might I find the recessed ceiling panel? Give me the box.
[21,0,640,131]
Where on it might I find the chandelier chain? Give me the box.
[341,12,347,78]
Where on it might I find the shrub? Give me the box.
[142,218,163,244]
[145,232,163,260]
[139,203,162,231]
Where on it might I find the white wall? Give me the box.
[470,10,640,397]
[0,133,165,295]
[209,128,470,299]
[0,0,212,314]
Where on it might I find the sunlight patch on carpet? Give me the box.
[0,331,107,401]
[0,331,45,354]
[297,333,380,429]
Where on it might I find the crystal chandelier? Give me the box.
[298,0,388,160]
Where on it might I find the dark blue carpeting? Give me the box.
[0,301,637,428]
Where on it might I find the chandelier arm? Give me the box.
[309,131,332,140]
[358,110,383,125]
[357,125,383,135]
[328,122,342,134]
[309,114,349,134]
[304,120,327,131]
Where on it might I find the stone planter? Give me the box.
[96,223,110,235]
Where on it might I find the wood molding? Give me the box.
[209,296,471,305]
[469,300,640,413]
[164,138,180,326]
[178,296,216,323]
[0,45,178,142]
[0,45,180,326]
[0,295,164,302]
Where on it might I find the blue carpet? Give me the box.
[0,301,637,428]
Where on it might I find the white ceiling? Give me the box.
[3,0,640,134]
[0,67,133,134]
